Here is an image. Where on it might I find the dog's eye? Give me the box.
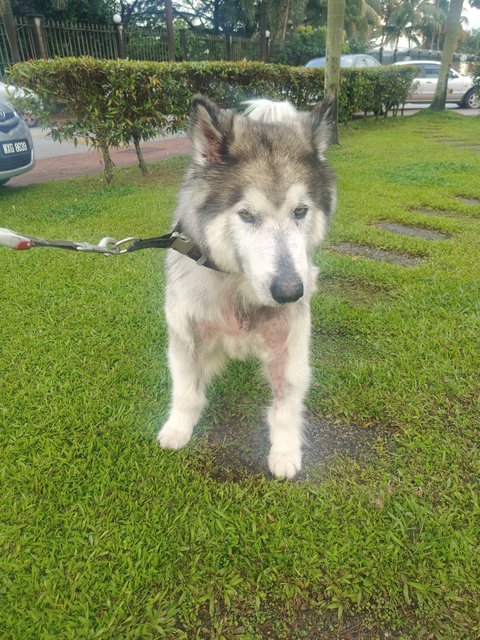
[294,206,308,220]
[238,208,256,223]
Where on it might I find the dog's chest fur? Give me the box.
[194,295,290,361]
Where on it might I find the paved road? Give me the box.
[6,104,479,188]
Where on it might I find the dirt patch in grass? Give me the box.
[331,242,425,266]
[196,599,406,640]
[456,195,480,206]
[316,273,391,306]
[198,413,389,483]
[375,221,451,241]
[409,207,480,222]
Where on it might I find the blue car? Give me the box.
[0,98,35,186]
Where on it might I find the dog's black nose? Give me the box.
[270,278,304,304]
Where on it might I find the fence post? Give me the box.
[32,17,48,59]
[226,34,232,61]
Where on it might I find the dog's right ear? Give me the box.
[189,95,234,165]
[308,93,336,158]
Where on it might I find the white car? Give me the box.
[393,60,479,108]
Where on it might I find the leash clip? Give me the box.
[170,232,196,255]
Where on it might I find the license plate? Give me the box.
[1,139,30,155]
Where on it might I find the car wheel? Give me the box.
[462,89,480,109]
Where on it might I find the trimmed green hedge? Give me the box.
[9,58,417,182]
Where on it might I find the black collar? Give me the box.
[126,222,222,272]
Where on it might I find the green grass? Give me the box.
[1,112,479,639]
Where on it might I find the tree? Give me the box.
[11,0,112,23]
[430,0,465,110]
[1,0,20,62]
[344,0,381,49]
[325,0,346,144]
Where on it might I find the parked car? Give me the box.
[393,60,479,108]
[305,54,382,69]
[0,81,39,127]
[0,98,35,185]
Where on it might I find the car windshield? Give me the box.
[341,56,355,67]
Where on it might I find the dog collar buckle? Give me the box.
[170,232,208,266]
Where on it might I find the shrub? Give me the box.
[271,26,327,66]
[9,58,416,182]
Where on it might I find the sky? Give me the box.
[464,5,480,31]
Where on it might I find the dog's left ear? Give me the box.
[189,94,234,165]
[308,94,336,158]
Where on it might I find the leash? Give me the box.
[0,224,220,271]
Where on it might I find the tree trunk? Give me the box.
[133,136,148,175]
[260,1,268,61]
[430,0,464,112]
[325,0,346,144]
[100,144,114,184]
[2,0,21,62]
[282,0,290,42]
[165,0,175,61]
[213,0,221,36]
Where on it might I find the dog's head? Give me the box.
[182,94,336,306]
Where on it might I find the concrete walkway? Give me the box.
[8,135,192,187]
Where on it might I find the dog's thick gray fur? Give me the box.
[157,95,336,479]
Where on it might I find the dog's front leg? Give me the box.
[157,332,207,450]
[264,312,311,480]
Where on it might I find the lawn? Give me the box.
[1,111,479,639]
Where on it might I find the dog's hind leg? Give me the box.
[263,313,311,479]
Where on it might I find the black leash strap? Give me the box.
[0,225,221,272]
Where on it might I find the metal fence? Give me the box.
[0,16,263,79]
[43,20,118,59]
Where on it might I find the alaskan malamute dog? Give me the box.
[157,95,336,479]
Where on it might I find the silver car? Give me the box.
[393,60,479,108]
[0,98,35,186]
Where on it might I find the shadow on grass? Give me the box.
[194,407,390,484]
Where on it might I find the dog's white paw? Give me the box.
[268,450,301,480]
[157,422,192,450]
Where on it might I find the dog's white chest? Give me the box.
[195,303,290,360]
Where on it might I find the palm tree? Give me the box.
[383,0,446,55]
[345,0,382,45]
[325,0,346,144]
[430,0,465,111]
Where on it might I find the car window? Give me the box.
[423,64,440,78]
[365,57,378,67]
[353,57,363,67]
